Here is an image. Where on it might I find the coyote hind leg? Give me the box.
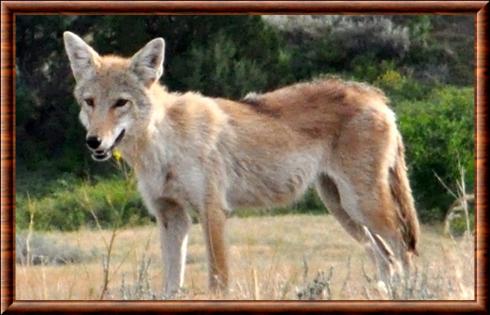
[315,175,367,243]
[337,171,410,285]
[315,175,398,286]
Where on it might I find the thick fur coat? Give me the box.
[64,32,420,296]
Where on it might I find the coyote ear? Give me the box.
[130,38,165,87]
[63,31,101,81]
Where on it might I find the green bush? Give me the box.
[16,172,151,231]
[172,32,269,99]
[397,86,474,222]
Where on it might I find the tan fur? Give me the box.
[64,32,420,296]
[390,134,421,256]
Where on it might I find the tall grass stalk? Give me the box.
[435,164,474,238]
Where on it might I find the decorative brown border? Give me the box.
[1,1,488,314]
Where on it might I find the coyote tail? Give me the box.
[390,132,420,255]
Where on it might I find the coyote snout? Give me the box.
[85,128,126,161]
[64,31,420,298]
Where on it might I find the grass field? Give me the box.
[16,214,474,300]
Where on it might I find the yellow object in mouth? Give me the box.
[113,149,122,161]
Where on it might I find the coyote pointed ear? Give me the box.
[130,38,165,87]
[63,31,101,81]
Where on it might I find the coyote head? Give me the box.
[63,32,165,161]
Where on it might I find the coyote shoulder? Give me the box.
[64,32,420,297]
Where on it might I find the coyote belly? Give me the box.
[226,148,322,209]
[64,31,420,297]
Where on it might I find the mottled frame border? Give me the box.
[1,1,488,314]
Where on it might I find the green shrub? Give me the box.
[173,32,269,99]
[397,86,474,222]
[16,173,151,231]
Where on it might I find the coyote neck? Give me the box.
[120,84,175,174]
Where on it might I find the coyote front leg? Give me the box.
[200,200,229,293]
[153,198,191,298]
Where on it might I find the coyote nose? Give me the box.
[86,136,102,150]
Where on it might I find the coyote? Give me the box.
[63,32,420,297]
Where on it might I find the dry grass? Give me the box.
[16,214,474,300]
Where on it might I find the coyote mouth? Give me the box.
[90,129,125,162]
[92,151,112,162]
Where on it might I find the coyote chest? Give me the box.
[131,148,206,213]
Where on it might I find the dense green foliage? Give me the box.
[16,16,474,230]
[398,86,474,222]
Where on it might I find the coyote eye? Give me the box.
[114,99,128,108]
[84,98,94,107]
